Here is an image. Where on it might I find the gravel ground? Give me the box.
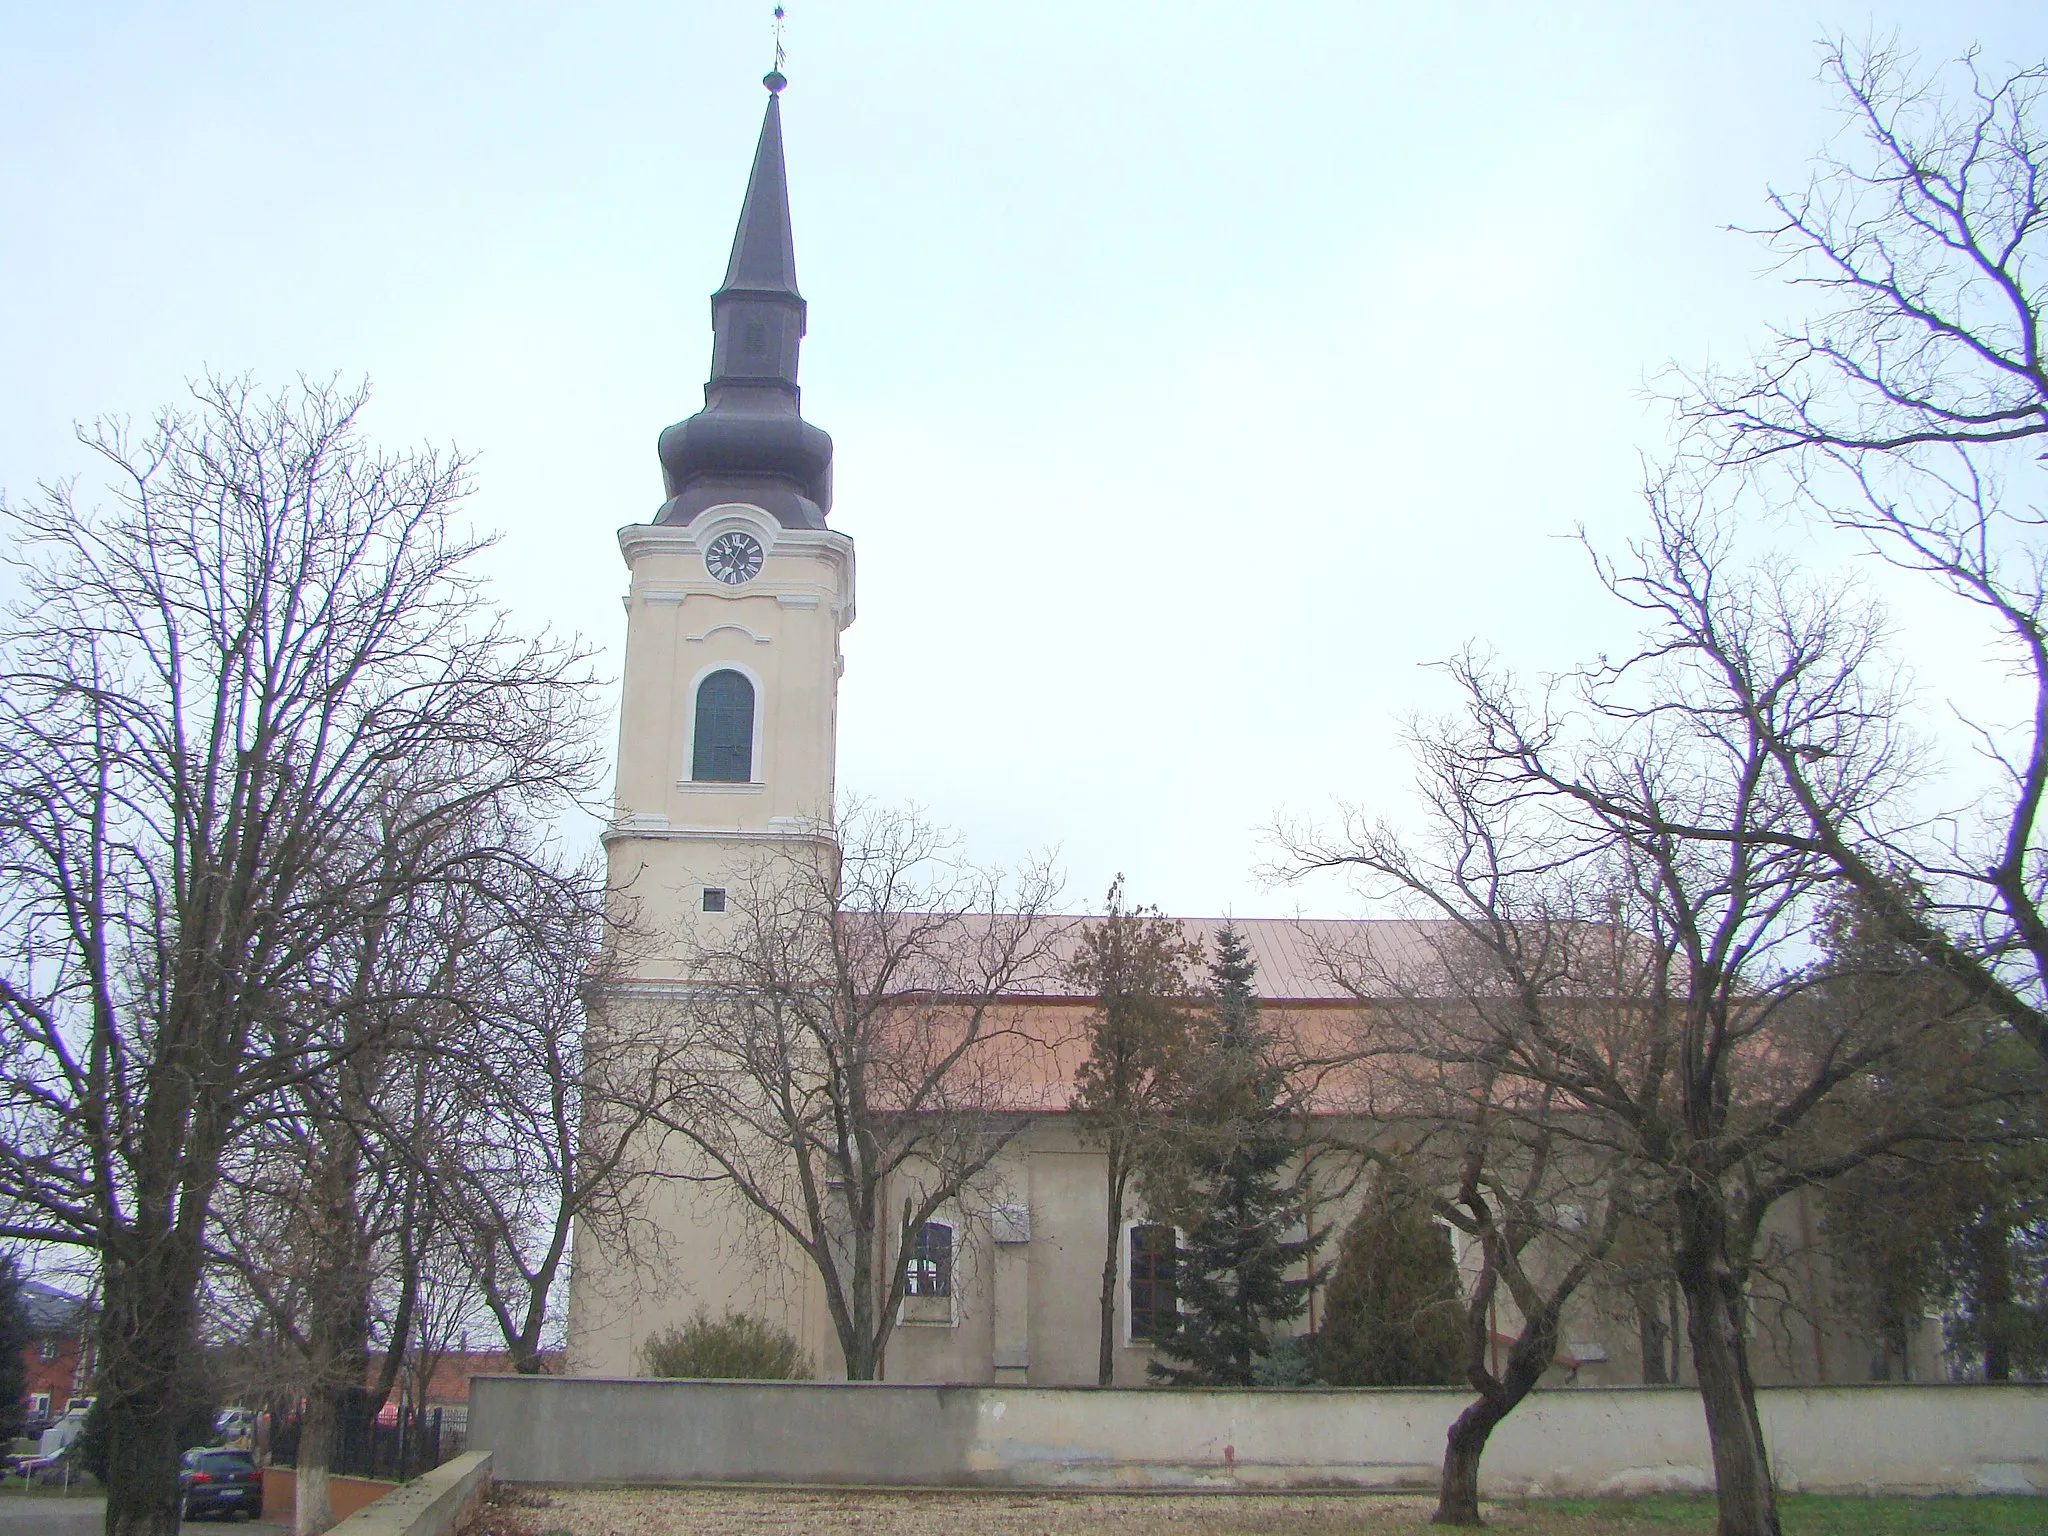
[478,1486,1632,1536]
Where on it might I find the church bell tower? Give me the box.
[606,71,851,932]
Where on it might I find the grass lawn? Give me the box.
[0,1477,100,1497]
[486,1487,2047,1536]
[1545,1494,2044,1533]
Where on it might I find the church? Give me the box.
[562,75,1944,1394]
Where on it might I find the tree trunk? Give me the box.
[297,1109,374,1536]
[831,1191,882,1382]
[1677,1260,1780,1536]
[99,1228,206,1536]
[1435,1394,1508,1526]
[104,1390,188,1536]
[1635,1282,1671,1385]
[295,1388,335,1536]
[1668,1283,1685,1383]
[1434,1313,1557,1525]
[1099,1156,1126,1387]
[513,1342,548,1375]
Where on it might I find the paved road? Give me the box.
[0,1495,102,1535]
[0,1497,287,1533]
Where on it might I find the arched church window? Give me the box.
[692,669,755,782]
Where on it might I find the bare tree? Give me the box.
[1065,877,1201,1385]
[1298,895,1638,1526]
[0,377,600,1536]
[1673,40,2048,1070]
[433,849,668,1377]
[1283,494,2014,1536]
[210,790,678,1531]
[642,804,1063,1380]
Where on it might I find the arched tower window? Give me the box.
[692,669,755,782]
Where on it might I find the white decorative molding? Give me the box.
[641,589,689,606]
[684,622,772,645]
[776,593,820,610]
[617,520,856,629]
[599,978,721,1000]
[602,821,835,847]
[671,780,765,794]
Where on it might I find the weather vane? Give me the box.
[765,5,788,93]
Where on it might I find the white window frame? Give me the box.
[1122,1219,1180,1347]
[28,1393,50,1419]
[897,1217,959,1328]
[681,660,766,788]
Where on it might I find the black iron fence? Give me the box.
[269,1400,459,1483]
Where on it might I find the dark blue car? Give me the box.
[177,1448,264,1521]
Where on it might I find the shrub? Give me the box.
[1251,1333,1321,1386]
[1316,1163,1466,1386]
[639,1310,811,1380]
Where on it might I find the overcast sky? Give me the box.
[4,2,2045,919]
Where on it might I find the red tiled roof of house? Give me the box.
[366,1350,562,1405]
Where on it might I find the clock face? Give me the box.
[705,530,764,586]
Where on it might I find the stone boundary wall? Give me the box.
[326,1451,493,1536]
[470,1378,2047,1498]
[262,1468,397,1524]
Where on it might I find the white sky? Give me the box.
[4,2,2045,920]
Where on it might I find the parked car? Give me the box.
[177,1447,263,1521]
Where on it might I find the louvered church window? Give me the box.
[692,670,754,782]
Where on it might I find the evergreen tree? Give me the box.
[1145,924,1321,1386]
[0,1259,25,1440]
[1814,882,2048,1381]
[1069,878,1201,1386]
[1317,1160,1465,1386]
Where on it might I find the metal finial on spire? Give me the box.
[764,5,787,93]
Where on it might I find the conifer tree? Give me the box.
[1069,878,1201,1386]
[1317,1159,1465,1386]
[0,1259,25,1439]
[1145,924,1320,1385]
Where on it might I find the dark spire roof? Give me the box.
[715,90,804,316]
[656,75,833,529]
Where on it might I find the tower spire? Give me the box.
[713,85,803,327]
[656,68,833,529]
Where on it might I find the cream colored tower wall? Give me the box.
[566,501,853,1377]
[565,1153,843,1379]
[605,503,853,967]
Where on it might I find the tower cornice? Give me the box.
[617,517,855,630]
